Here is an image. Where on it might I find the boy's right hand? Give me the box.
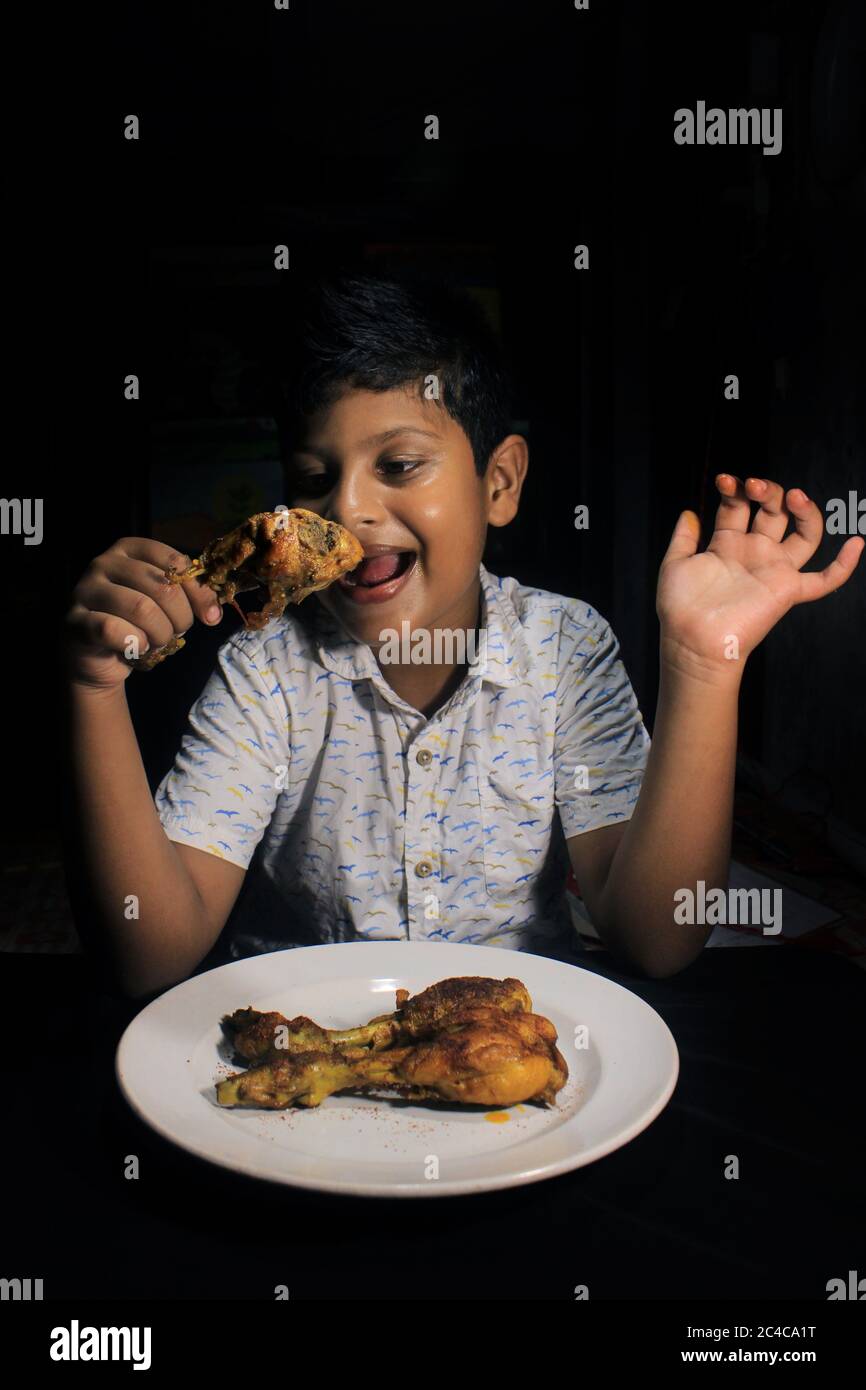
[64,537,223,690]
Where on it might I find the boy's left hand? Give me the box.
[656,474,863,680]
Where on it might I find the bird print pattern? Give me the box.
[154,562,651,959]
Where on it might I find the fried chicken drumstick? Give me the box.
[216,977,568,1110]
[217,1007,567,1110]
[220,976,534,1063]
[130,508,363,669]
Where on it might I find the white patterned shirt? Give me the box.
[154,562,652,960]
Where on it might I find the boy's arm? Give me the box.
[566,475,862,979]
[566,659,738,977]
[62,680,246,999]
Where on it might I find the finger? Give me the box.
[65,603,155,662]
[744,476,790,542]
[116,537,198,574]
[179,574,223,625]
[662,509,702,564]
[714,474,752,533]
[780,487,825,567]
[795,536,864,603]
[100,553,197,631]
[82,582,178,652]
[116,536,222,625]
[108,547,222,625]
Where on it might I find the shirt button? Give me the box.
[415,748,433,767]
[414,860,433,878]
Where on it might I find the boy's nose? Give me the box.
[320,474,390,533]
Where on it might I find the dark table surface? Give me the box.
[4,944,864,1301]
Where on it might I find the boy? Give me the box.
[63,273,862,997]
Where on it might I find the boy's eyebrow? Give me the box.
[359,426,443,446]
[293,426,442,457]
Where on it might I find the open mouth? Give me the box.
[338,550,416,591]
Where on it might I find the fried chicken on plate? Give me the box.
[215,976,568,1111]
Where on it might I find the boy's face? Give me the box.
[284,385,525,654]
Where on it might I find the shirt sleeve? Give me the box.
[154,632,289,870]
[553,602,651,838]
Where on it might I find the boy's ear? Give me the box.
[486,434,529,525]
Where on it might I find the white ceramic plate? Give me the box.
[115,941,679,1198]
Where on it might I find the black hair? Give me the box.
[271,270,513,476]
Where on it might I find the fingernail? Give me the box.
[206,605,221,623]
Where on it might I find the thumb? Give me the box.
[663,509,702,564]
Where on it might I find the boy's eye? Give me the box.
[378,458,423,477]
[291,459,423,492]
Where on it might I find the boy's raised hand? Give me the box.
[656,474,864,679]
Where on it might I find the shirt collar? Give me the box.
[309,561,531,688]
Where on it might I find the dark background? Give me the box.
[10,0,866,920]
[2,0,865,1312]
